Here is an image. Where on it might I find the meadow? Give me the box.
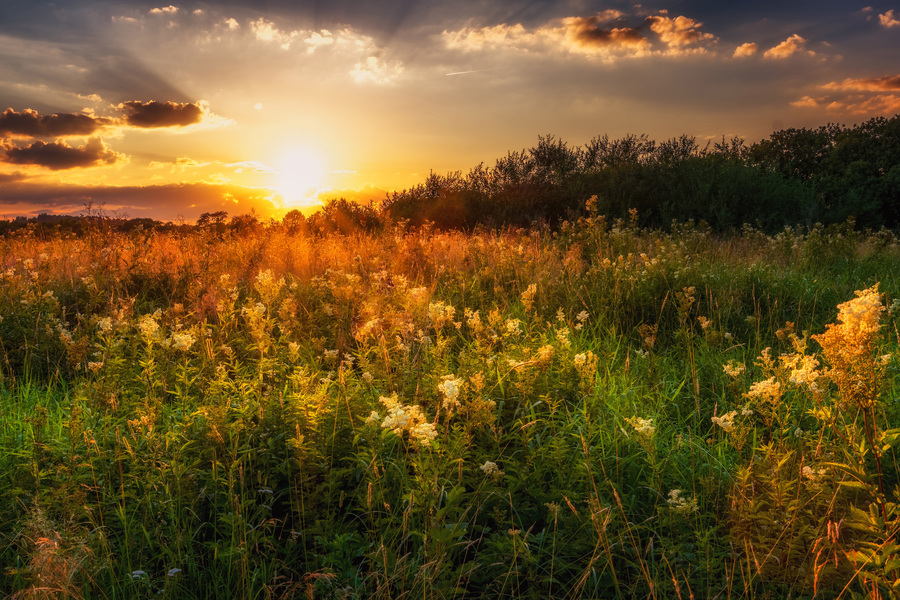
[1,207,899,599]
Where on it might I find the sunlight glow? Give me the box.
[274,147,326,206]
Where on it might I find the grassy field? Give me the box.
[1,209,899,599]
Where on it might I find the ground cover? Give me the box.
[1,211,898,599]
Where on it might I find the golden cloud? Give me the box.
[443,11,717,61]
[733,42,758,58]
[763,34,813,59]
[646,15,716,54]
[791,94,900,115]
[823,75,900,92]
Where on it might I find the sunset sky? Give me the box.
[1,0,899,221]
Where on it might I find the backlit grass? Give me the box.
[1,211,898,599]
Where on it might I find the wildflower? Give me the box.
[722,361,745,378]
[362,371,374,383]
[697,316,710,330]
[365,411,381,427]
[169,331,195,352]
[131,570,147,579]
[438,375,463,411]
[137,313,160,340]
[479,461,504,479]
[667,489,699,515]
[535,344,555,364]
[802,465,828,481]
[744,377,781,405]
[465,309,483,333]
[97,317,113,333]
[521,283,538,311]
[556,326,571,347]
[812,286,885,409]
[626,416,655,437]
[711,410,737,432]
[378,394,434,447]
[575,310,589,330]
[167,568,182,577]
[428,301,455,329]
[505,318,521,335]
[788,355,821,391]
[87,361,104,374]
[409,422,437,447]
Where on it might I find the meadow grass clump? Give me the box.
[0,213,898,598]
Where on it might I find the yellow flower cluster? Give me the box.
[711,410,737,433]
[372,393,437,448]
[812,285,886,409]
[520,283,537,312]
[743,376,781,405]
[722,361,746,378]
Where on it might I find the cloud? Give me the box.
[791,94,900,115]
[763,34,813,59]
[3,137,125,170]
[149,5,179,15]
[442,10,718,61]
[823,75,900,92]
[879,10,900,27]
[0,108,111,138]
[646,14,717,54]
[350,56,404,85]
[733,42,758,58]
[118,100,205,128]
[0,171,28,183]
[148,156,210,171]
[792,73,900,115]
[560,12,646,51]
[249,17,303,49]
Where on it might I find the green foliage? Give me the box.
[0,216,898,599]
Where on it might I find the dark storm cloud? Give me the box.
[0,107,111,137]
[119,100,205,128]
[3,137,124,170]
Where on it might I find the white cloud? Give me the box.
[350,56,403,85]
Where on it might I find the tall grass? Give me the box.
[1,212,898,598]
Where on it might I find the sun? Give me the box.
[274,147,326,207]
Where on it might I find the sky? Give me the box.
[1,0,899,222]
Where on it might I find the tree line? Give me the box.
[3,113,897,237]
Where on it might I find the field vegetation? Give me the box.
[1,114,900,599]
[1,200,899,599]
